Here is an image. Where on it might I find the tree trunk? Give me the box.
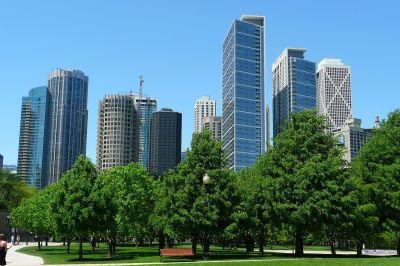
[200,234,211,259]
[330,241,336,255]
[191,235,198,256]
[158,232,165,253]
[294,230,304,257]
[245,235,254,254]
[327,229,336,255]
[45,237,48,247]
[396,238,400,256]
[356,240,363,256]
[108,240,113,258]
[37,235,41,250]
[78,237,83,260]
[258,227,265,256]
[202,239,211,259]
[67,240,71,255]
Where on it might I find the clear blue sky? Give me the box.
[1,0,399,165]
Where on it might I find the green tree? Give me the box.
[0,170,36,211]
[267,109,346,256]
[95,163,155,258]
[160,130,228,256]
[10,186,55,249]
[352,109,400,255]
[53,155,99,260]
[228,164,273,255]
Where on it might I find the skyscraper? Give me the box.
[0,154,3,170]
[96,94,139,170]
[47,69,88,183]
[134,95,157,169]
[337,118,373,162]
[266,104,270,150]
[317,59,352,132]
[17,86,50,188]
[272,48,316,137]
[202,116,222,141]
[194,96,216,133]
[149,108,182,176]
[222,15,266,171]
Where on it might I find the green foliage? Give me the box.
[10,185,56,249]
[96,163,155,239]
[257,109,347,255]
[0,170,36,211]
[157,130,232,254]
[352,109,400,252]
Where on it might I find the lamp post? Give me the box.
[202,173,211,259]
[6,215,11,242]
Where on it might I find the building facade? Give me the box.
[317,59,352,132]
[202,116,222,140]
[96,94,140,170]
[134,95,157,170]
[47,69,88,183]
[149,108,182,176]
[222,15,266,171]
[0,154,3,169]
[17,86,50,188]
[194,96,216,133]
[266,104,270,150]
[272,48,316,137]
[337,118,373,162]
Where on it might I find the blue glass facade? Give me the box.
[135,96,157,170]
[47,69,88,183]
[222,16,265,172]
[17,86,50,188]
[272,49,316,137]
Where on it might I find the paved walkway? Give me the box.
[6,243,43,266]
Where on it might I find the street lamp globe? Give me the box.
[203,173,211,185]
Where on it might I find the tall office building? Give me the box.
[222,15,266,171]
[0,154,3,170]
[337,118,373,162]
[134,95,157,169]
[96,94,139,170]
[194,96,216,133]
[317,59,352,132]
[272,48,316,137]
[149,108,182,176]
[17,86,50,188]
[202,116,222,140]
[266,104,270,150]
[47,69,88,183]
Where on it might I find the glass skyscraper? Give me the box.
[272,48,316,137]
[222,15,266,172]
[17,86,50,188]
[134,96,157,170]
[47,69,88,183]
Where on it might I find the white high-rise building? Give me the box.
[317,59,352,133]
[194,96,216,133]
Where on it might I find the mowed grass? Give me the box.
[17,243,400,265]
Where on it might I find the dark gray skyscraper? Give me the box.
[47,69,88,183]
[17,86,50,188]
[272,48,316,137]
[222,15,266,172]
[0,154,3,170]
[149,108,182,176]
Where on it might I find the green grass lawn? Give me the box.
[17,243,400,265]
